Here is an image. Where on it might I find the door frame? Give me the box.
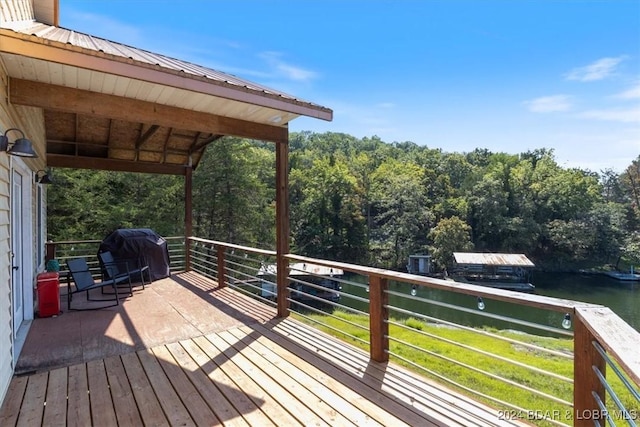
[10,159,34,355]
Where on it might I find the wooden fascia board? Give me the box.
[47,153,188,175]
[10,78,289,143]
[0,30,333,121]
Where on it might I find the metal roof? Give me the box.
[2,22,330,116]
[453,252,535,267]
[258,263,344,277]
[0,19,332,173]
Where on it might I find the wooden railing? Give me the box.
[45,236,187,275]
[46,237,640,426]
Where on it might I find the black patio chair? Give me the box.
[98,250,150,290]
[66,258,132,310]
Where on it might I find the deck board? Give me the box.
[103,356,144,427]
[270,319,503,427]
[66,363,91,427]
[15,372,46,427]
[119,352,169,427]
[217,329,356,426]
[228,326,384,427]
[42,368,67,426]
[137,348,195,427]
[1,273,530,426]
[0,376,27,426]
[87,359,118,426]
[165,342,235,427]
[179,338,268,427]
[215,329,335,427]
[151,344,220,426]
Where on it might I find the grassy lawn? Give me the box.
[294,309,639,426]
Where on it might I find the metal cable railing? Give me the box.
[591,341,639,427]
[378,282,576,425]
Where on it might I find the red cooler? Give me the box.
[37,272,60,317]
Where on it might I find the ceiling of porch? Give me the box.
[0,23,332,175]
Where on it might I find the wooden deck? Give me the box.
[1,272,526,426]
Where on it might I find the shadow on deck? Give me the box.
[1,272,526,426]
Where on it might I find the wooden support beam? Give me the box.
[184,166,193,270]
[10,78,289,143]
[217,246,226,288]
[47,154,187,175]
[275,135,290,318]
[369,275,389,362]
[136,125,160,150]
[573,308,606,426]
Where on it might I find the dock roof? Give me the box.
[453,252,535,267]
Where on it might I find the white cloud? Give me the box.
[577,107,640,123]
[565,56,628,82]
[614,82,640,100]
[259,51,318,82]
[524,95,573,113]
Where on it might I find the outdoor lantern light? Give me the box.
[35,170,53,184]
[562,313,572,329]
[0,128,38,158]
[477,296,485,311]
[410,284,417,296]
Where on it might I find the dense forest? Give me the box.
[47,132,640,273]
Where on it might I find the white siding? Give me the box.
[0,59,14,409]
[0,56,46,406]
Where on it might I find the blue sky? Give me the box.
[59,1,639,173]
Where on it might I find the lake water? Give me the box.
[334,272,639,335]
[532,272,640,331]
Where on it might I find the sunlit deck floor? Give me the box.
[1,272,527,426]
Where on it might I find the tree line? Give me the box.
[47,132,640,272]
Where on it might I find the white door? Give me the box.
[11,169,24,337]
[10,163,34,343]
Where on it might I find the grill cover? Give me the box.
[98,228,170,281]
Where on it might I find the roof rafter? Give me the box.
[10,78,289,143]
[47,153,187,175]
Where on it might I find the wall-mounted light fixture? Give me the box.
[35,170,53,184]
[0,128,38,158]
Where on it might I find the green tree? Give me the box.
[370,159,433,269]
[192,137,275,247]
[290,155,367,262]
[429,216,474,271]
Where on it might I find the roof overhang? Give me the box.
[0,25,332,174]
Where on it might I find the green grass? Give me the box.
[294,310,639,427]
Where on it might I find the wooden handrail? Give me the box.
[189,237,276,256]
[285,253,600,313]
[576,306,640,385]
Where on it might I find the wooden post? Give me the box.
[369,275,389,362]
[45,242,56,262]
[573,309,606,426]
[184,166,193,271]
[275,134,290,318]
[217,245,226,288]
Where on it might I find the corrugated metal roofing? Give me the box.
[453,252,535,267]
[4,22,328,112]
